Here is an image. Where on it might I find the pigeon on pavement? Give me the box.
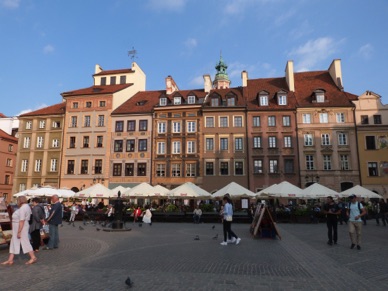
[212,234,218,240]
[79,226,84,230]
[125,276,133,287]
[194,235,200,240]
[96,228,101,231]
[212,225,215,230]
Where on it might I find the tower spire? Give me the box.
[213,52,230,89]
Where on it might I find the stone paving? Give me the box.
[0,220,387,291]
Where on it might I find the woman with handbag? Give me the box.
[220,195,241,246]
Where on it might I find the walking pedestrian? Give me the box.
[376,199,387,226]
[323,196,340,245]
[29,198,46,252]
[220,195,241,246]
[68,202,78,226]
[43,194,62,250]
[347,194,367,250]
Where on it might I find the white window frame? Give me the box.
[234,137,243,151]
[26,121,32,129]
[21,159,28,172]
[187,141,196,154]
[173,97,181,105]
[37,136,43,148]
[340,155,350,170]
[268,116,276,127]
[302,114,311,124]
[338,133,348,145]
[253,160,263,174]
[316,93,325,103]
[253,116,260,127]
[172,163,181,177]
[23,137,30,148]
[269,136,277,148]
[260,95,268,106]
[306,155,314,170]
[172,141,181,154]
[157,122,166,133]
[172,122,181,133]
[319,113,328,123]
[34,159,42,172]
[269,159,278,173]
[157,142,165,154]
[187,121,196,133]
[185,163,196,177]
[159,97,167,106]
[205,117,214,128]
[336,113,345,123]
[323,155,332,170]
[187,95,195,104]
[50,159,58,172]
[205,137,214,151]
[233,116,243,127]
[253,136,262,148]
[321,133,331,146]
[304,134,313,146]
[39,120,45,129]
[219,117,228,127]
[284,136,292,148]
[220,137,228,151]
[278,95,287,105]
[52,138,59,148]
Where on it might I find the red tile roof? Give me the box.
[93,68,134,76]
[112,91,162,115]
[204,87,246,107]
[0,129,18,142]
[0,113,6,118]
[61,84,132,97]
[19,102,66,117]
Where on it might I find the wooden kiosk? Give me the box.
[250,203,281,239]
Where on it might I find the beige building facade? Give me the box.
[0,129,18,203]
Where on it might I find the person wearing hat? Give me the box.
[346,194,367,250]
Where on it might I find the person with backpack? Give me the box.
[346,194,367,250]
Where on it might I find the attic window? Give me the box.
[314,90,325,103]
[136,100,147,106]
[277,93,287,105]
[259,95,268,106]
[159,97,167,106]
[174,97,181,105]
[93,88,102,93]
[187,95,195,104]
[101,77,106,86]
[227,97,235,106]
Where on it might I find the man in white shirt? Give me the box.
[346,194,367,250]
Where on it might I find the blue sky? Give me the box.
[1,0,387,117]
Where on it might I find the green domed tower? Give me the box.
[213,53,231,89]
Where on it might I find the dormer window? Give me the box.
[174,97,181,105]
[187,95,195,104]
[227,97,235,106]
[159,97,167,106]
[211,98,219,106]
[101,77,106,86]
[260,95,268,106]
[314,89,325,103]
[277,92,287,105]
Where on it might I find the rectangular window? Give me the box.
[36,136,43,148]
[235,137,243,151]
[83,136,89,148]
[39,120,45,129]
[373,115,382,124]
[187,141,196,154]
[70,137,76,148]
[306,155,314,170]
[284,136,292,148]
[26,121,32,129]
[159,97,167,106]
[126,139,135,152]
[304,134,313,146]
[34,159,42,172]
[113,163,122,176]
[323,155,332,170]
[50,159,58,172]
[4,175,10,185]
[127,120,136,131]
[336,113,345,123]
[220,138,228,150]
[340,155,349,170]
[8,144,13,152]
[52,138,59,148]
[114,140,123,152]
[172,164,181,177]
[361,115,369,125]
[211,98,219,106]
[71,116,77,127]
[86,101,92,108]
[156,164,165,177]
[95,159,102,174]
[219,117,228,127]
[278,95,287,105]
[368,162,378,176]
[157,142,165,154]
[338,133,348,145]
[158,122,166,133]
[260,96,268,106]
[23,137,30,148]
[302,114,311,124]
[316,93,325,103]
[98,115,105,127]
[80,160,88,174]
[172,122,181,133]
[253,160,263,174]
[187,95,195,104]
[115,121,124,132]
[253,116,261,127]
[269,159,278,173]
[110,76,116,85]
[220,161,229,175]
[73,102,78,109]
[97,136,103,148]
[205,117,214,127]
[174,97,181,105]
[139,120,148,131]
[52,121,61,128]
[120,75,126,84]
[268,116,276,127]
[253,136,262,148]
[172,141,181,154]
[321,134,331,146]
[138,139,147,151]
[67,160,75,174]
[284,159,294,173]
[84,116,91,127]
[6,158,12,167]
[125,163,134,176]
[227,98,235,106]
[205,162,214,175]
[234,161,244,175]
[99,101,106,107]
[21,159,28,172]
[206,138,214,151]
[365,136,376,150]
[269,136,277,148]
[137,163,146,176]
[282,116,291,126]
[101,77,106,86]
[319,113,328,123]
[186,163,196,177]
[187,121,196,133]
[234,116,243,127]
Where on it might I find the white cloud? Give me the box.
[189,75,203,87]
[289,20,313,40]
[16,104,48,117]
[358,43,373,60]
[1,0,20,9]
[43,44,55,54]
[184,38,197,50]
[288,37,344,71]
[146,0,187,12]
[224,0,279,15]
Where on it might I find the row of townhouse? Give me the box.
[10,58,388,203]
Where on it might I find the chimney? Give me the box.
[285,60,295,92]
[241,71,248,87]
[203,74,212,93]
[165,75,179,94]
[95,64,103,74]
[328,59,344,90]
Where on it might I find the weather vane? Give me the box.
[128,47,137,61]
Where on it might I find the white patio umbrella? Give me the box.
[168,182,211,198]
[124,183,155,198]
[150,185,170,197]
[301,183,340,199]
[111,186,129,197]
[256,184,278,197]
[263,181,304,198]
[212,182,256,199]
[57,188,76,198]
[75,183,113,198]
[13,187,38,198]
[340,185,382,199]
[30,186,60,197]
